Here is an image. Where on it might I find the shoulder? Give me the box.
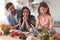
[29,15,35,20]
[7,13,12,18]
[7,13,13,20]
[47,15,53,20]
[29,15,35,17]
[29,15,35,19]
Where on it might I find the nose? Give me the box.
[41,10,44,13]
[12,8,15,11]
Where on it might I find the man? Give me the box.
[5,2,21,30]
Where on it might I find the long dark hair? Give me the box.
[21,6,31,17]
[21,7,31,22]
[38,2,51,17]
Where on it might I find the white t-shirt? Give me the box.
[14,14,18,23]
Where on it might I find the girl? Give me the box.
[33,2,56,34]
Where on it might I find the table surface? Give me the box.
[0,33,60,40]
[0,35,20,40]
[0,35,40,40]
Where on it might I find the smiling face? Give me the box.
[7,5,16,14]
[39,7,48,15]
[23,9,29,18]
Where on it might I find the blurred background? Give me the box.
[0,0,60,32]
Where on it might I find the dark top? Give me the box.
[21,15,35,31]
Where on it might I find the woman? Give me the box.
[20,7,36,32]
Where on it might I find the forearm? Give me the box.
[36,23,39,29]
[36,19,40,29]
[25,21,30,31]
[40,21,48,27]
[12,19,21,29]
[11,24,20,29]
[49,17,53,29]
[49,24,53,29]
[21,21,24,29]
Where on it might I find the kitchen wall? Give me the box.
[44,0,60,21]
[0,0,60,24]
[31,0,60,21]
[5,0,60,21]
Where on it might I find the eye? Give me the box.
[23,11,25,13]
[26,11,29,13]
[10,8,12,10]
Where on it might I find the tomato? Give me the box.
[10,31,14,33]
[14,32,19,36]
[10,33,14,37]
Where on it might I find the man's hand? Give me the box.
[11,23,20,29]
[11,26,17,29]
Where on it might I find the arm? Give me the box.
[40,21,48,29]
[11,20,20,29]
[49,17,53,29]
[21,20,24,29]
[11,24,20,29]
[39,17,49,29]
[20,17,25,29]
[7,15,20,29]
[24,15,36,31]
[25,21,30,31]
[36,18,40,29]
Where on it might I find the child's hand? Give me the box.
[49,27,53,30]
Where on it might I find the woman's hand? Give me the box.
[23,17,28,22]
[23,17,30,31]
